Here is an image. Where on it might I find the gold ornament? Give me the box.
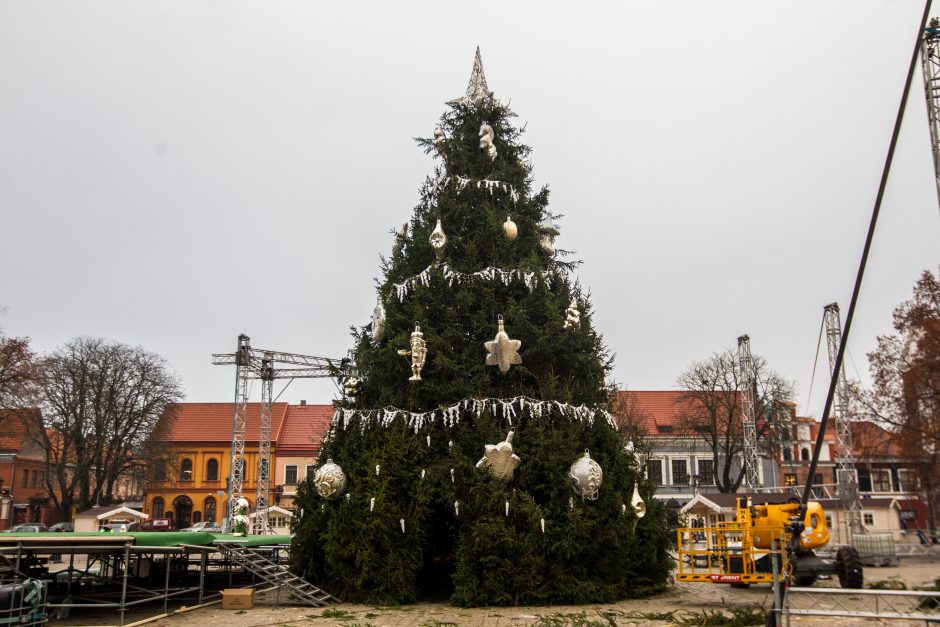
[313,458,347,500]
[502,215,518,241]
[538,216,560,255]
[429,218,447,259]
[475,430,521,480]
[372,295,386,341]
[631,483,647,518]
[479,122,497,160]
[563,298,581,329]
[484,315,522,374]
[569,450,603,501]
[397,323,428,381]
[434,126,445,146]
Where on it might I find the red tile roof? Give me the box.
[0,409,39,453]
[160,403,289,443]
[614,390,688,432]
[277,404,333,452]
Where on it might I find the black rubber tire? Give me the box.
[836,546,864,589]
[793,574,817,587]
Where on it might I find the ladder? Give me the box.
[216,542,339,607]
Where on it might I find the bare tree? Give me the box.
[852,268,940,540]
[39,337,183,516]
[0,333,45,411]
[676,349,795,492]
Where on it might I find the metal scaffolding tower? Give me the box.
[823,303,864,535]
[213,335,347,534]
[738,335,762,489]
[921,18,940,215]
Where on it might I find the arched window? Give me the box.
[204,497,217,523]
[206,459,219,481]
[181,458,193,480]
[152,497,164,518]
[801,448,810,462]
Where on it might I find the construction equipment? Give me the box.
[921,17,940,215]
[676,496,863,588]
[212,335,350,534]
[737,335,762,489]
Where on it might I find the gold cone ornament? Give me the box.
[484,315,522,374]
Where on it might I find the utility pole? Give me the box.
[213,335,348,533]
[823,303,864,537]
[738,335,762,489]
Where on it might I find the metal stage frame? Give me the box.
[0,538,293,626]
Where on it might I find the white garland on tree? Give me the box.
[431,171,520,203]
[392,262,555,301]
[330,395,616,434]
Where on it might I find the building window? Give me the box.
[871,469,891,492]
[825,515,833,529]
[647,460,663,485]
[21,470,27,488]
[306,465,316,480]
[152,497,165,518]
[858,469,872,492]
[180,458,193,481]
[285,465,298,485]
[204,497,217,523]
[897,469,919,491]
[801,448,810,462]
[785,473,796,487]
[697,459,714,485]
[671,459,689,486]
[31,470,37,488]
[193,511,202,523]
[863,511,875,526]
[206,459,219,481]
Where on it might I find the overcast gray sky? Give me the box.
[2,1,938,419]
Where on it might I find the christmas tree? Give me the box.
[291,49,671,606]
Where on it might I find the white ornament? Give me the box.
[397,223,409,240]
[400,518,406,533]
[344,376,360,397]
[448,47,494,107]
[540,518,546,534]
[427,435,431,447]
[631,483,647,519]
[450,468,455,483]
[569,450,603,501]
[372,295,386,341]
[479,123,497,160]
[454,501,460,517]
[434,126,445,145]
[505,501,509,517]
[538,216,560,255]
[313,458,347,500]
[429,218,447,259]
[563,298,581,329]
[484,315,522,374]
[370,497,376,512]
[475,430,522,480]
[375,464,381,476]
[448,440,453,450]
[346,493,350,501]
[421,469,426,479]
[502,215,518,241]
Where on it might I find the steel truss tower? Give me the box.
[921,18,940,215]
[823,303,864,535]
[738,335,762,489]
[213,335,347,534]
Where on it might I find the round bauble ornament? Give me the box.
[569,450,603,501]
[502,215,518,241]
[314,458,347,500]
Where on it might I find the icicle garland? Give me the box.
[431,171,520,203]
[330,395,617,433]
[391,262,556,301]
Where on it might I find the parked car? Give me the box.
[48,522,73,533]
[180,521,222,533]
[1,524,49,533]
[128,518,174,532]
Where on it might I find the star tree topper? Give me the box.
[485,315,521,374]
[448,47,495,107]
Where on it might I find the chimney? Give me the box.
[299,400,306,406]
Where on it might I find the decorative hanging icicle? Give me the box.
[420,469,426,480]
[505,501,510,517]
[391,263,555,301]
[430,172,520,203]
[426,435,431,447]
[450,468,455,483]
[375,465,381,476]
[540,519,546,534]
[454,501,460,517]
[370,498,375,512]
[400,519,406,533]
[330,395,618,433]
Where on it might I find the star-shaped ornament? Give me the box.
[485,316,521,374]
[475,430,521,480]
